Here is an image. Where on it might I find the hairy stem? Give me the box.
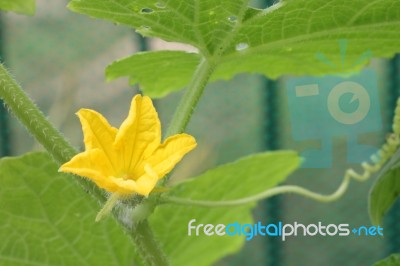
[0,65,75,162]
[0,64,105,202]
[165,58,216,136]
[0,64,168,266]
[160,58,216,188]
[130,221,170,266]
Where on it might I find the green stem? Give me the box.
[160,57,216,188]
[165,58,216,136]
[96,193,121,222]
[0,64,167,265]
[0,64,105,202]
[130,220,170,266]
[0,64,75,162]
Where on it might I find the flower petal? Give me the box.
[109,178,139,194]
[110,164,159,196]
[114,95,161,173]
[137,164,159,196]
[59,149,120,192]
[77,109,119,171]
[145,133,197,178]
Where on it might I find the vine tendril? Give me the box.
[161,99,400,207]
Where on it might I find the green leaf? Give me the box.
[150,151,300,266]
[106,51,201,98]
[369,167,400,226]
[73,0,400,97]
[0,152,133,265]
[369,143,400,226]
[373,254,400,266]
[218,0,400,79]
[68,0,249,55]
[0,0,35,15]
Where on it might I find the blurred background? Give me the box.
[1,0,400,265]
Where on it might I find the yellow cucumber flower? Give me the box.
[60,95,197,197]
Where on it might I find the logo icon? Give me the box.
[286,40,382,168]
[327,81,370,125]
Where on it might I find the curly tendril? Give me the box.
[161,98,400,207]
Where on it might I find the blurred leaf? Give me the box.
[386,147,400,170]
[369,142,400,226]
[72,0,400,97]
[369,167,400,226]
[150,151,300,266]
[0,0,35,15]
[373,254,400,266]
[0,152,133,265]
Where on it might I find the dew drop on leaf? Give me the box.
[235,43,249,51]
[138,25,152,32]
[140,8,154,14]
[228,16,237,22]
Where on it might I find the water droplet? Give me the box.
[155,2,166,9]
[209,10,215,16]
[228,16,237,22]
[235,43,249,51]
[286,47,293,52]
[140,25,151,31]
[140,8,154,14]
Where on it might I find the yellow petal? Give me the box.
[145,133,197,178]
[109,178,140,194]
[109,164,158,196]
[59,149,119,192]
[77,109,119,171]
[114,95,161,173]
[137,164,159,196]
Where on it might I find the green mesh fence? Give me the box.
[262,1,282,265]
[262,79,282,266]
[2,1,400,265]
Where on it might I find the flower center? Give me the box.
[120,173,137,181]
